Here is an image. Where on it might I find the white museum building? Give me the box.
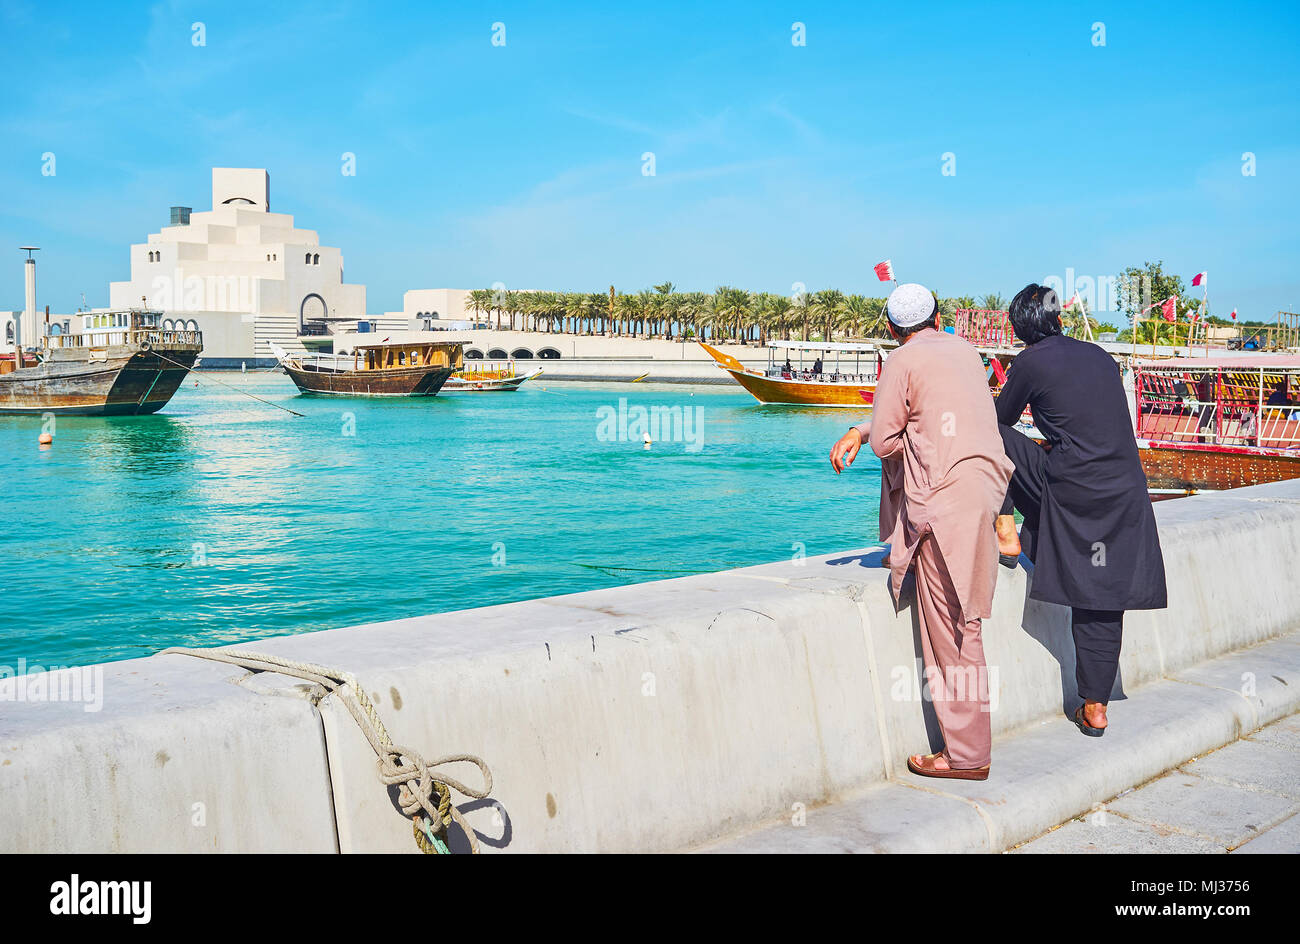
[108,168,371,362]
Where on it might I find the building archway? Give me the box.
[487,348,508,359]
[300,293,328,330]
[537,347,561,359]
[465,348,484,359]
[510,348,534,359]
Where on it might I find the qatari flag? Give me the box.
[873,259,894,281]
[1231,308,1238,321]
[1192,271,1206,287]
[1161,296,1178,322]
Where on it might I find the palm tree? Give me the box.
[759,294,793,341]
[791,290,812,342]
[563,292,587,335]
[712,287,753,344]
[980,292,1006,311]
[680,292,709,339]
[840,294,873,339]
[810,289,846,342]
[465,289,490,328]
[614,292,641,338]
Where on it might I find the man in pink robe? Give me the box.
[830,283,1013,779]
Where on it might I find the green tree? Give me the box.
[1116,261,1199,343]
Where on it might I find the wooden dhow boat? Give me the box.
[975,317,1300,496]
[1130,355,1300,495]
[443,361,543,392]
[701,340,885,406]
[0,309,202,415]
[273,340,463,397]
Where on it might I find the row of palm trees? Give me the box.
[462,285,1018,344]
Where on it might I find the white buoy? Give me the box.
[642,431,652,449]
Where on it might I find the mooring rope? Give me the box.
[153,351,305,417]
[160,646,492,854]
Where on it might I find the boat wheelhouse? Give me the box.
[700,340,885,406]
[273,340,463,397]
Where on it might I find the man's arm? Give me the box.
[868,363,909,459]
[995,361,1031,427]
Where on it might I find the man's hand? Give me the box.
[829,427,865,473]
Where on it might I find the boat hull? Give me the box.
[699,342,875,406]
[0,347,200,415]
[283,363,455,397]
[722,366,875,406]
[1139,440,1300,492]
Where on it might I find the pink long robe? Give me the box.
[856,328,1014,622]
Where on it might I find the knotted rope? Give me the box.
[161,646,492,854]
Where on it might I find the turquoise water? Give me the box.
[1,373,883,668]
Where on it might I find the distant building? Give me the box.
[399,289,480,331]
[108,168,368,362]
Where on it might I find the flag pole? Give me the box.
[1203,279,1210,357]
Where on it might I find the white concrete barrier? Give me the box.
[3,479,1299,853]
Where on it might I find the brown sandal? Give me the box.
[906,752,990,781]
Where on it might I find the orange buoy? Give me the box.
[38,432,53,445]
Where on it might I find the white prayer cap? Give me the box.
[885,283,937,328]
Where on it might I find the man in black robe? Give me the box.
[995,285,1167,736]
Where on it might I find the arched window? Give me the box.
[163,319,173,330]
[5,322,12,343]
[312,254,320,265]
[186,319,199,332]
[305,252,312,264]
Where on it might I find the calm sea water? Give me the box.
[1,373,883,668]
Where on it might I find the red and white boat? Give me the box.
[443,363,543,393]
[1130,355,1300,495]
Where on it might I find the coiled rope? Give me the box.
[161,646,492,854]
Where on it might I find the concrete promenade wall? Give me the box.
[3,480,1300,853]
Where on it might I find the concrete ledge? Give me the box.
[0,659,336,852]
[704,633,1300,853]
[3,478,1300,853]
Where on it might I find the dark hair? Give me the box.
[1008,284,1063,345]
[887,295,939,338]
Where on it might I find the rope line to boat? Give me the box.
[159,646,493,854]
[152,351,305,417]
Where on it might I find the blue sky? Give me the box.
[1,0,1297,321]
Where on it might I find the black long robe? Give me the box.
[996,334,1167,611]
